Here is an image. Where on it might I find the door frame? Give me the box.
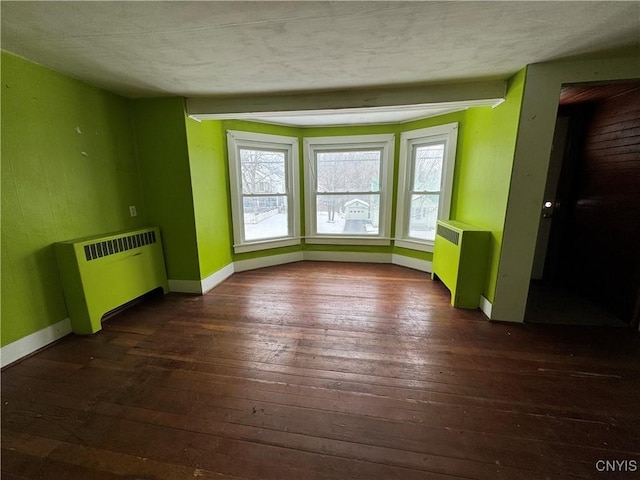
[490,56,640,322]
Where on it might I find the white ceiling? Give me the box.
[2,1,638,125]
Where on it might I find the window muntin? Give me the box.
[227,131,299,253]
[395,123,457,252]
[304,134,394,244]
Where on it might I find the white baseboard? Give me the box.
[201,263,235,294]
[233,251,432,271]
[170,263,236,294]
[1,318,72,368]
[168,278,202,294]
[479,295,493,319]
[234,252,304,272]
[303,251,391,263]
[1,253,465,367]
[391,254,432,273]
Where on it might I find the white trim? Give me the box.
[393,238,434,253]
[227,130,300,254]
[201,263,235,294]
[479,295,493,319]
[395,123,458,249]
[1,318,72,368]
[493,57,638,322]
[304,236,391,246]
[303,133,395,243]
[234,252,304,272]
[234,251,433,271]
[303,251,391,264]
[168,279,202,294]
[391,254,432,273]
[170,263,235,294]
[186,80,506,117]
[233,237,301,254]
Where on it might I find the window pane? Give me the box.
[316,194,379,235]
[413,144,444,192]
[240,149,286,194]
[408,194,439,241]
[243,196,288,241]
[316,151,380,193]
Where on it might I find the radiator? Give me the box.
[55,227,169,334]
[431,220,490,309]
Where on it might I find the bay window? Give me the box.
[395,123,458,251]
[304,134,395,245]
[227,131,300,253]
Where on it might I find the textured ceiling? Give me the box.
[2,1,639,99]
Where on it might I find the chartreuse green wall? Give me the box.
[453,68,526,302]
[1,52,145,346]
[183,118,233,277]
[1,50,525,350]
[218,74,526,304]
[131,97,201,281]
[223,112,468,263]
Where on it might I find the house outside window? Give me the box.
[395,123,458,252]
[303,134,395,245]
[227,131,300,253]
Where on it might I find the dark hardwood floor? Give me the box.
[2,262,640,479]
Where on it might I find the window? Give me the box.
[304,134,395,245]
[395,123,458,251]
[227,131,300,253]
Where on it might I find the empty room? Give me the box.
[1,1,639,479]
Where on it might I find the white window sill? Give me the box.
[304,236,391,246]
[234,238,301,254]
[394,238,434,253]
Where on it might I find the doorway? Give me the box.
[526,81,640,328]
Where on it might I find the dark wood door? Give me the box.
[547,84,640,325]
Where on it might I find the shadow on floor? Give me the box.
[525,281,629,328]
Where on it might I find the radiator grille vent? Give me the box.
[83,231,157,261]
[436,224,460,246]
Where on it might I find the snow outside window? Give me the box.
[395,123,458,252]
[304,134,395,245]
[227,131,300,253]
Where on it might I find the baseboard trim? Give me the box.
[479,295,493,319]
[391,254,432,273]
[234,252,304,272]
[168,279,202,294]
[201,263,235,294]
[1,318,72,368]
[303,251,391,263]
[1,254,474,367]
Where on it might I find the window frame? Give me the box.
[227,130,300,254]
[395,123,458,252]
[303,133,395,245]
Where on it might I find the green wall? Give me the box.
[184,118,233,277]
[493,57,639,322]
[1,52,145,346]
[131,97,201,281]
[1,54,237,348]
[223,112,468,265]
[217,85,528,304]
[1,51,526,350]
[454,69,526,301]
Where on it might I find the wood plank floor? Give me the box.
[2,261,640,479]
